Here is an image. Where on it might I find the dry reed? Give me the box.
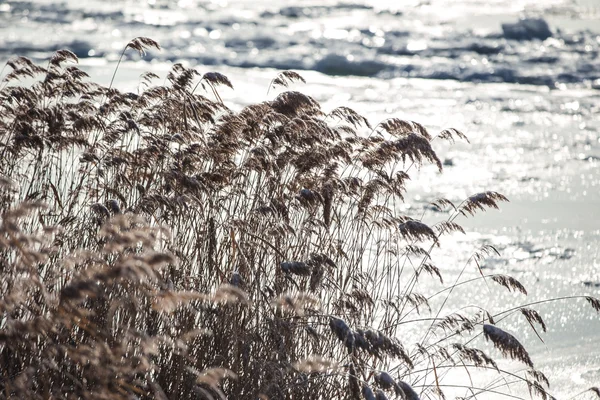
[0,38,598,400]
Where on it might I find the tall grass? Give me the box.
[0,38,598,400]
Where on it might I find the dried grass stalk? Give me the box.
[586,296,600,312]
[0,43,594,400]
[460,191,509,216]
[483,324,533,367]
[269,70,306,93]
[399,220,438,244]
[491,274,528,295]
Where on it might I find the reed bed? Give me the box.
[0,38,598,400]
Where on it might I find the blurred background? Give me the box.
[1,0,599,397]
